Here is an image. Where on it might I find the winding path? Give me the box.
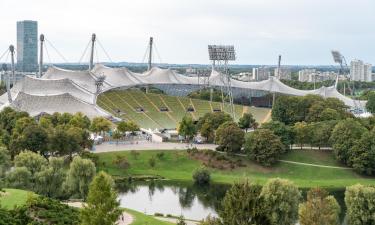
[64,201,134,225]
[279,160,352,170]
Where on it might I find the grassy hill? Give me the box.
[0,189,33,209]
[96,149,375,188]
[97,89,271,129]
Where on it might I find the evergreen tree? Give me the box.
[80,171,122,225]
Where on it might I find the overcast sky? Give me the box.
[0,0,374,65]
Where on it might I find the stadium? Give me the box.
[0,35,367,129]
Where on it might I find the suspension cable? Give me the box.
[153,43,163,64]
[78,39,91,64]
[0,48,9,62]
[44,44,52,65]
[141,44,149,64]
[45,39,69,63]
[97,38,113,63]
[95,44,100,64]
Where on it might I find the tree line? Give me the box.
[201,178,375,225]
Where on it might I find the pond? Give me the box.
[117,181,347,222]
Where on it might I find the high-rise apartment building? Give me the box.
[350,60,373,82]
[17,20,38,72]
[252,67,270,81]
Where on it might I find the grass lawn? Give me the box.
[0,188,34,209]
[97,149,375,188]
[125,208,174,225]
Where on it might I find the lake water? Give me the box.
[117,181,347,222]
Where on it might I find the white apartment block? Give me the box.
[252,67,270,81]
[274,67,292,80]
[350,60,373,82]
[298,69,337,83]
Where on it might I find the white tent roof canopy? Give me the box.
[0,63,366,118]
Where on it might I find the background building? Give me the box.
[274,67,291,80]
[298,69,337,83]
[252,67,270,81]
[17,20,38,72]
[350,59,373,82]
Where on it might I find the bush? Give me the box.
[156,152,165,160]
[154,212,164,217]
[80,151,99,166]
[112,155,131,170]
[148,156,156,168]
[130,150,140,160]
[192,167,211,185]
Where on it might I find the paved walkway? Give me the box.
[64,201,134,225]
[155,216,199,225]
[93,141,217,153]
[279,160,352,170]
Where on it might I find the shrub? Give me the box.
[156,152,165,160]
[148,156,156,168]
[130,150,140,160]
[154,212,164,217]
[112,155,131,170]
[192,167,211,185]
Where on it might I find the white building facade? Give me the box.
[350,60,373,82]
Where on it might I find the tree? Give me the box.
[117,121,129,133]
[80,171,122,225]
[220,180,270,225]
[260,178,300,225]
[178,116,197,141]
[176,216,187,225]
[293,121,310,149]
[310,121,336,149]
[10,124,49,157]
[14,151,47,176]
[261,121,294,150]
[69,112,91,129]
[197,111,232,143]
[345,184,375,225]
[65,156,96,199]
[330,118,367,165]
[0,147,11,177]
[320,108,340,121]
[350,129,375,175]
[366,91,375,113]
[192,167,211,185]
[200,122,215,143]
[112,130,122,144]
[6,166,31,189]
[215,122,244,154]
[90,117,111,135]
[35,157,66,198]
[238,113,258,131]
[299,188,341,225]
[244,129,285,166]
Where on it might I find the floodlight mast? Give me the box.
[208,45,236,119]
[9,45,15,89]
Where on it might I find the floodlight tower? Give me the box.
[208,45,236,119]
[89,33,96,71]
[331,50,351,95]
[331,50,361,111]
[95,74,106,95]
[38,34,45,78]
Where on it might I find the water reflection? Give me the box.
[117,181,227,220]
[117,180,347,223]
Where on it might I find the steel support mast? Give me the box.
[38,34,44,78]
[89,33,96,70]
[148,37,153,71]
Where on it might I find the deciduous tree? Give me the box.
[244,129,285,166]
[345,184,375,225]
[215,122,244,154]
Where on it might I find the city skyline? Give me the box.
[0,0,375,65]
